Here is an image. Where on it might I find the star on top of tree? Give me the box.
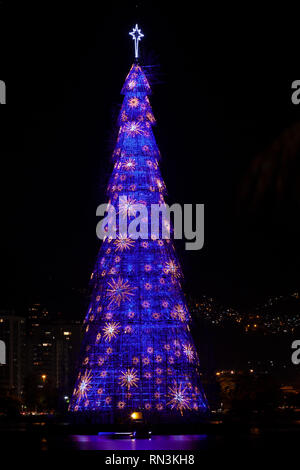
[129,24,144,59]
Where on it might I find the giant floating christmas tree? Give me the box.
[69,25,208,422]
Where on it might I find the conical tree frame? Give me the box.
[69,64,208,423]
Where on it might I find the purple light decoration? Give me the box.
[69,47,208,422]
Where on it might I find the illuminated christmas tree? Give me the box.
[69,25,208,422]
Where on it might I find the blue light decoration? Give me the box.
[129,24,144,59]
[69,30,208,422]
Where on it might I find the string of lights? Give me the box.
[69,56,208,422]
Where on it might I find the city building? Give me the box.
[54,318,82,396]
[0,310,26,398]
[26,303,82,400]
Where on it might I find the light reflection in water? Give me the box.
[71,434,208,450]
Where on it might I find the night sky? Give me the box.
[1,1,300,316]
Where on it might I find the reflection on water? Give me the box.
[70,434,208,450]
[2,419,300,452]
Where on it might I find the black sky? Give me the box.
[1,1,300,316]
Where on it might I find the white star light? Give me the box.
[129,24,144,59]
